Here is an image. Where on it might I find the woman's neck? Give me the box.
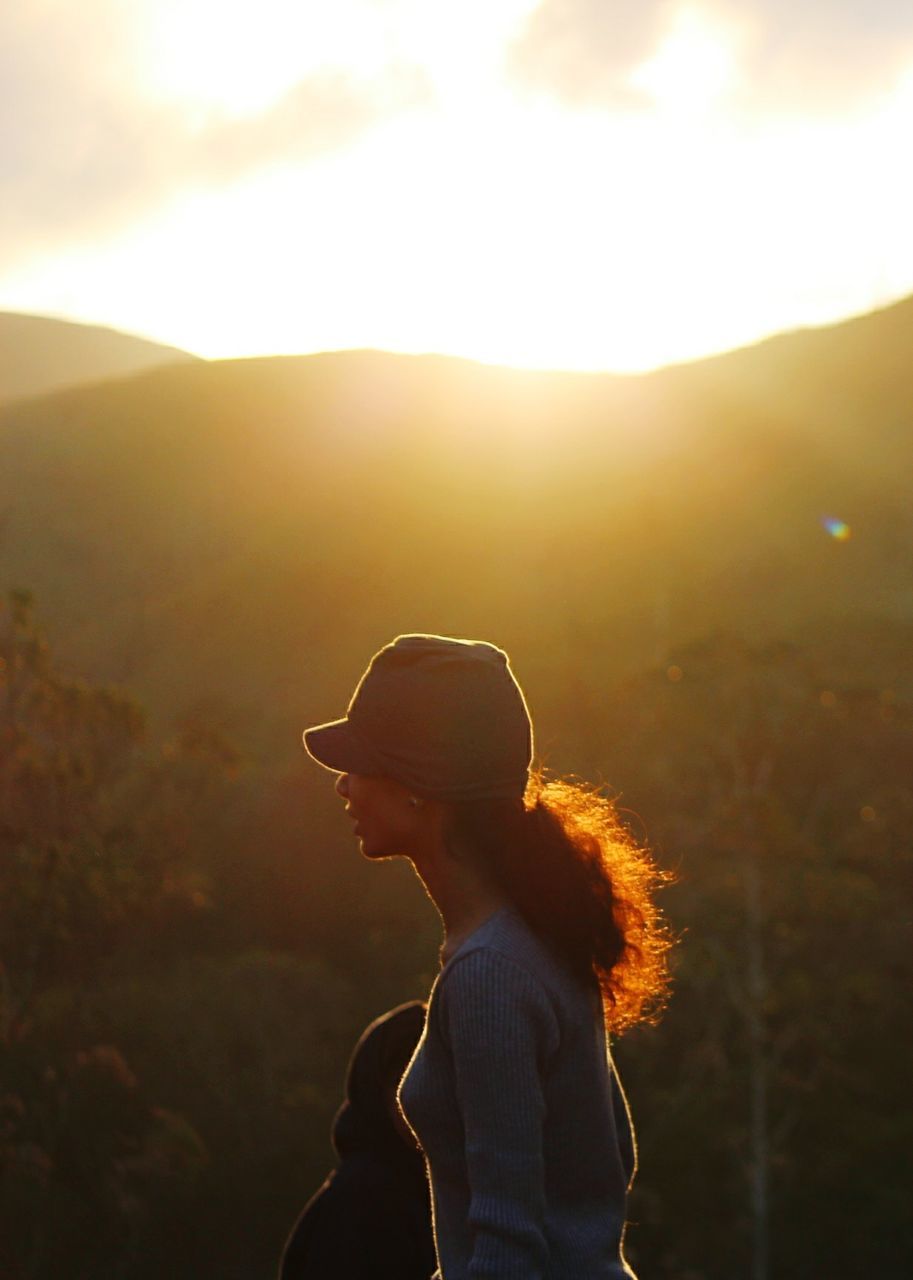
[438,894,506,965]
[408,838,506,966]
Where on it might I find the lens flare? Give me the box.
[822,516,851,540]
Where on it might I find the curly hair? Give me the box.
[444,771,672,1033]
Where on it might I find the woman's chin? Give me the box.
[359,838,398,862]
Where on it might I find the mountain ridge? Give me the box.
[0,311,199,404]
[1,295,909,770]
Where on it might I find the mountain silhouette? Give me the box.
[0,296,909,767]
[0,311,198,404]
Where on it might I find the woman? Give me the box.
[303,634,670,1280]
[278,1001,435,1280]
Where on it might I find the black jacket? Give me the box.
[279,1002,435,1280]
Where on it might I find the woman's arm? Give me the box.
[438,948,560,1280]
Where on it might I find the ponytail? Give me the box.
[445,772,672,1033]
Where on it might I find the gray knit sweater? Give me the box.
[399,906,638,1280]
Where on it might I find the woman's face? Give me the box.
[335,772,426,861]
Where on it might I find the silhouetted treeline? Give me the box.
[2,593,910,1279]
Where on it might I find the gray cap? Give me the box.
[303,633,533,800]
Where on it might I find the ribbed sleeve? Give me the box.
[437,949,560,1280]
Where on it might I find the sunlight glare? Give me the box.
[136,0,540,120]
[4,38,913,374]
[390,0,539,105]
[629,7,739,112]
[139,0,391,116]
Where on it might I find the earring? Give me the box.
[408,796,424,809]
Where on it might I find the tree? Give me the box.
[0,592,213,1278]
[606,635,913,1279]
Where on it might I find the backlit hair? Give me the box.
[445,771,672,1033]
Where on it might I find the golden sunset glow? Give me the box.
[2,0,913,370]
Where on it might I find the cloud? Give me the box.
[0,2,430,272]
[509,0,913,111]
[726,0,913,109]
[508,0,676,106]
[197,67,431,184]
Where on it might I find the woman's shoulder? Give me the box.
[441,906,589,1015]
[443,905,535,971]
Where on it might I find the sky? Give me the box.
[2,0,913,372]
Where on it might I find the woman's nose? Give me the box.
[335,773,350,799]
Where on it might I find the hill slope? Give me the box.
[0,298,910,768]
[0,312,198,403]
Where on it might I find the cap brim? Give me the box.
[302,719,379,775]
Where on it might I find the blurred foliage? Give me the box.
[607,636,913,1278]
[2,593,910,1278]
[0,593,436,1279]
[0,593,237,1277]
